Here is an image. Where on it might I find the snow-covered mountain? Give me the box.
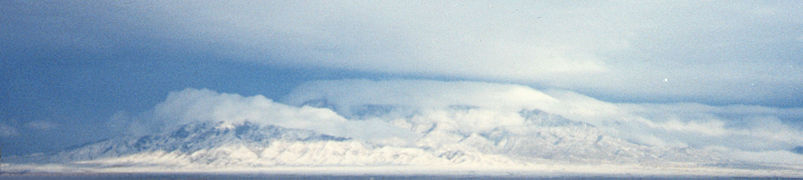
[5,83,802,176]
[14,108,715,168]
[51,121,348,163]
[389,107,720,164]
[25,121,519,168]
[5,106,801,176]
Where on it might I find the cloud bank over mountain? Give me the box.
[2,1,802,175]
[4,1,801,106]
[143,0,803,105]
[5,79,802,176]
[285,80,803,152]
[99,79,803,166]
[109,88,413,146]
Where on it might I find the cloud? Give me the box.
[284,79,558,115]
[132,88,414,145]
[126,0,802,105]
[4,1,800,106]
[25,121,58,131]
[0,123,19,137]
[106,79,803,164]
[284,79,803,151]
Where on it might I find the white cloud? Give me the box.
[0,123,19,137]
[284,79,803,151]
[110,79,802,154]
[137,88,414,145]
[25,121,58,131]
[109,0,802,105]
[284,79,558,115]
[110,79,803,165]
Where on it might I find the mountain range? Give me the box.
[4,107,801,176]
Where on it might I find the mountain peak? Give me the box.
[39,121,351,163]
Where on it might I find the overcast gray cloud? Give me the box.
[3,1,801,106]
[112,0,802,106]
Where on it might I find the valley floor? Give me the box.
[3,162,802,178]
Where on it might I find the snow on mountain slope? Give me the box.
[5,112,801,177]
[50,121,346,162]
[46,121,521,168]
[12,113,797,176]
[6,84,802,176]
[51,108,720,169]
[387,107,721,165]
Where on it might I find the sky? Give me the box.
[1,0,802,156]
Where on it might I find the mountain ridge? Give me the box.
[6,107,796,174]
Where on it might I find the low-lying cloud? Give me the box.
[284,79,803,152]
[116,88,414,145]
[113,79,803,156]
